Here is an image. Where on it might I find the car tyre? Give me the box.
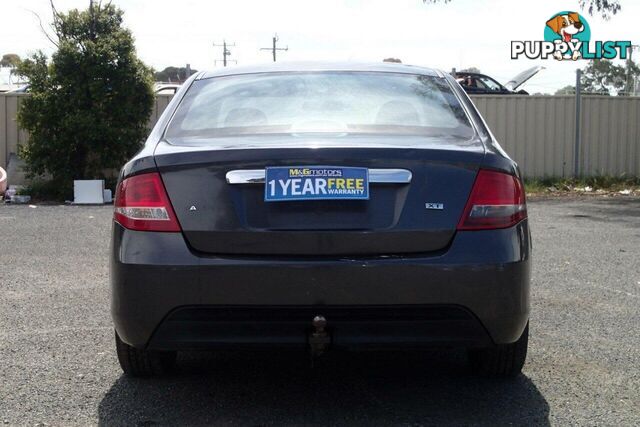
[115,330,176,377]
[469,322,528,377]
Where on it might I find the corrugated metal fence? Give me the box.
[0,93,28,171]
[0,94,174,174]
[473,95,640,177]
[1,93,639,178]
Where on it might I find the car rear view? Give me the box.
[111,63,530,377]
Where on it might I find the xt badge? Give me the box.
[425,202,444,210]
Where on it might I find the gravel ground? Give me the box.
[0,197,638,426]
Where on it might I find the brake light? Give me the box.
[457,169,527,230]
[114,172,181,232]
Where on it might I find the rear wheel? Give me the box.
[469,322,528,377]
[115,331,176,377]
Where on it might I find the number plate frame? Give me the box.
[264,166,370,202]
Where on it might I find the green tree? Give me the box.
[154,66,197,82]
[422,0,622,18]
[16,1,154,187]
[578,0,621,18]
[0,53,21,68]
[581,58,639,95]
[555,85,576,95]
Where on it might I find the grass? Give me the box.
[525,175,640,195]
[14,177,118,203]
[7,175,640,202]
[16,179,73,202]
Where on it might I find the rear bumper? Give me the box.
[111,221,531,349]
[148,305,494,350]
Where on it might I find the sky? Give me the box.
[1,0,638,93]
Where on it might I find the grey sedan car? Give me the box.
[111,62,530,377]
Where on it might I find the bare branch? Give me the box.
[49,0,61,23]
[49,0,64,40]
[24,8,59,48]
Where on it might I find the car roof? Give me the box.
[198,62,442,80]
[455,72,489,78]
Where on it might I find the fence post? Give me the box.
[574,68,582,177]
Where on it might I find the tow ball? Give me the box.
[308,315,331,359]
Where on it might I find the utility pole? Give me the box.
[625,45,639,95]
[574,68,582,177]
[260,34,288,62]
[213,40,236,67]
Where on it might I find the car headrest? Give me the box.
[375,101,420,126]
[224,108,268,127]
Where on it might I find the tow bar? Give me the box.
[308,315,330,363]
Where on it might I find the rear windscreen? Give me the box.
[165,72,474,139]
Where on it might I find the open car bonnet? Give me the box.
[504,66,544,91]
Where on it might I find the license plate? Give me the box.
[264,166,369,202]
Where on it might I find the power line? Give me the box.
[213,40,236,67]
[260,34,288,62]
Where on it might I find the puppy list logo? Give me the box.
[512,11,631,61]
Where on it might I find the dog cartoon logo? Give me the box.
[544,11,589,60]
[512,12,630,61]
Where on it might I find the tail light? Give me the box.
[457,169,527,230]
[114,172,181,232]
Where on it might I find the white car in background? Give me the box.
[0,69,27,93]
